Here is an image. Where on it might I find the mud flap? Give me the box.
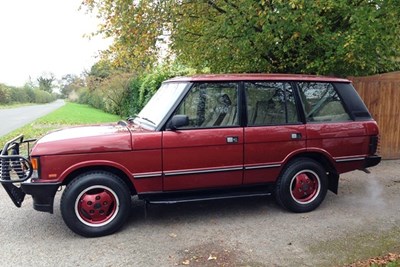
[328,172,339,194]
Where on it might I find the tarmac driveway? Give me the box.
[0,100,65,137]
[0,160,399,266]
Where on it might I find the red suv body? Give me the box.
[0,74,381,237]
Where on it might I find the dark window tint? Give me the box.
[245,82,299,126]
[173,82,239,128]
[298,82,351,122]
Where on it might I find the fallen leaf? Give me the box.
[169,233,177,238]
[208,254,217,261]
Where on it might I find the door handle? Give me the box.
[291,133,302,139]
[226,136,239,143]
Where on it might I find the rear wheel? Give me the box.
[61,171,131,237]
[275,158,328,213]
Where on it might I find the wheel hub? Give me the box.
[291,172,319,203]
[78,188,117,224]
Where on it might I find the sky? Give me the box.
[0,0,111,87]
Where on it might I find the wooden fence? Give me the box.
[349,72,400,159]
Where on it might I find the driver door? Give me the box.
[162,82,243,191]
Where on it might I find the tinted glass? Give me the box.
[173,82,239,128]
[298,82,351,122]
[245,82,299,126]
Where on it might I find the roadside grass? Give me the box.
[309,223,400,267]
[0,102,121,148]
[348,255,400,267]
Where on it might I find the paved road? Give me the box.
[0,100,65,137]
[0,160,399,266]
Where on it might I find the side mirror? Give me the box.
[167,115,189,130]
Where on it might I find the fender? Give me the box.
[59,160,134,184]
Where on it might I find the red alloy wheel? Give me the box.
[290,170,320,204]
[75,185,119,227]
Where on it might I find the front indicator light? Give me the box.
[30,157,39,171]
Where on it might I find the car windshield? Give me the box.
[134,82,188,129]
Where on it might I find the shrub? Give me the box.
[23,86,36,103]
[77,88,90,105]
[0,83,56,105]
[0,84,11,104]
[33,89,56,104]
[10,87,29,103]
[75,63,209,117]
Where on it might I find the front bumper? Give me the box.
[21,179,61,213]
[1,177,60,214]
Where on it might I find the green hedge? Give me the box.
[0,83,56,105]
[76,64,204,118]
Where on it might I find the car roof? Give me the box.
[166,73,350,83]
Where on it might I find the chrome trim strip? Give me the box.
[335,157,365,163]
[164,166,243,177]
[134,172,163,179]
[244,164,281,170]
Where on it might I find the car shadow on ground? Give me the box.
[126,195,280,225]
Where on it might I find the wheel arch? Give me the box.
[61,165,137,195]
[283,152,339,194]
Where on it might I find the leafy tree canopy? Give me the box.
[37,73,56,93]
[83,0,400,76]
[60,74,85,99]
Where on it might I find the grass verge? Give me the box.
[308,225,400,267]
[0,102,121,147]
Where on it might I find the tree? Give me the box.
[82,0,400,76]
[82,0,168,72]
[60,74,85,99]
[172,0,400,76]
[37,73,56,93]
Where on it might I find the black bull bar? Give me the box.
[0,135,36,207]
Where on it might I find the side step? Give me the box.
[140,185,273,205]
[149,192,271,204]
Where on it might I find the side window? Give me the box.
[298,82,351,122]
[245,82,299,126]
[173,82,239,128]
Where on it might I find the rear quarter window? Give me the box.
[298,82,351,122]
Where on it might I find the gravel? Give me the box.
[0,160,399,266]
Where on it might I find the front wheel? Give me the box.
[60,171,131,237]
[275,158,328,213]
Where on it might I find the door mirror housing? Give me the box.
[167,115,189,130]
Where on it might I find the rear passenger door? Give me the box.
[243,82,306,184]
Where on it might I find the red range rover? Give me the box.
[0,74,381,237]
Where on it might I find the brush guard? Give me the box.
[0,135,36,207]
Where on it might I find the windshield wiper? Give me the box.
[132,115,156,126]
[142,117,156,125]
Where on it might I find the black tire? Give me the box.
[275,158,328,213]
[60,171,131,237]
